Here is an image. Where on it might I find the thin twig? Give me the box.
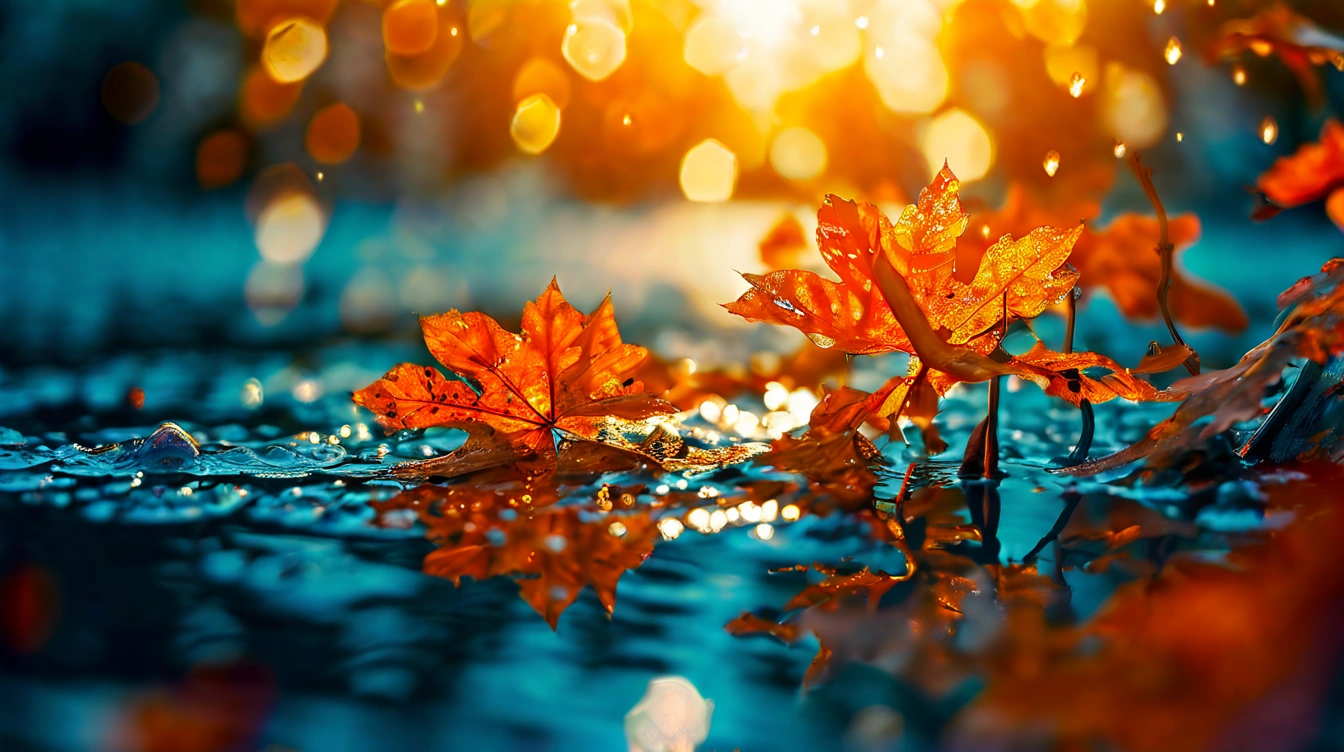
[1127,152,1200,376]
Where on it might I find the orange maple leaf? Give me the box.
[354,281,676,479]
[729,168,1177,426]
[727,166,1081,356]
[1256,119,1344,232]
[378,484,657,629]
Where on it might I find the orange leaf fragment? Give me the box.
[1256,119,1344,233]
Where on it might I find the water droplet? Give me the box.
[1164,37,1182,65]
[1261,116,1279,145]
[1043,150,1060,177]
[1069,72,1085,98]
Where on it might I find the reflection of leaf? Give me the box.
[1205,3,1344,107]
[968,464,1344,752]
[379,484,656,629]
[1063,258,1344,476]
[355,280,675,480]
[1256,119,1344,232]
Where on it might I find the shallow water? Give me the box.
[0,344,1310,751]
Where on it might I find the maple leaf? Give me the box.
[733,169,1173,464]
[1256,119,1344,232]
[1205,3,1344,108]
[377,483,657,628]
[726,166,1081,355]
[967,184,1247,333]
[355,281,675,480]
[1062,258,1344,476]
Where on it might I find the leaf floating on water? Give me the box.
[355,280,682,482]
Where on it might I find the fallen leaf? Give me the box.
[355,280,675,480]
[1062,257,1344,475]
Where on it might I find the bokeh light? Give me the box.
[196,130,249,189]
[511,94,563,155]
[1101,64,1167,148]
[101,62,159,125]
[256,192,326,264]
[306,103,361,165]
[921,109,994,183]
[383,0,439,56]
[240,65,302,126]
[562,19,627,81]
[262,17,328,83]
[680,139,738,202]
[513,57,573,110]
[769,127,827,181]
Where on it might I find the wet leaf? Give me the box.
[727,167,1082,355]
[355,280,676,480]
[1063,258,1344,475]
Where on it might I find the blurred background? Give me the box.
[2,0,1342,371]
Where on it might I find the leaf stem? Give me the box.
[1127,152,1200,376]
[872,257,1015,383]
[981,293,1007,480]
[1062,292,1093,465]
